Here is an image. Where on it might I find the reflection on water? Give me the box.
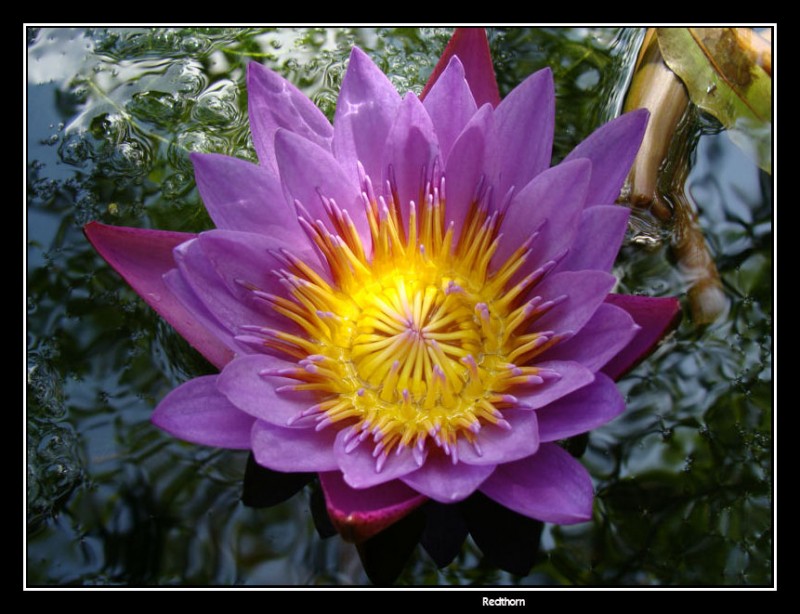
[26,27,772,586]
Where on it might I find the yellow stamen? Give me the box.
[263,173,564,463]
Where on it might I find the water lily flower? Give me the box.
[85,28,680,575]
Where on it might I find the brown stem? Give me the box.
[621,29,727,324]
[623,29,689,221]
[664,132,728,325]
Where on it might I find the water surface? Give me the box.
[26,27,773,586]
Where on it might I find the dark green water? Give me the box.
[26,27,773,586]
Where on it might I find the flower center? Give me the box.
[249,165,564,469]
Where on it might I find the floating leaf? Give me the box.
[656,27,772,173]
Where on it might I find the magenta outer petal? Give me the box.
[84,222,233,370]
[556,205,630,274]
[152,375,255,449]
[564,109,649,205]
[536,372,625,442]
[540,303,639,372]
[515,360,595,411]
[247,62,333,173]
[191,153,296,235]
[602,295,682,380]
[533,270,617,336]
[444,104,493,240]
[334,429,421,490]
[382,93,439,218]
[422,55,478,161]
[486,68,555,201]
[333,47,402,183]
[251,420,339,472]
[320,472,427,543]
[495,158,591,267]
[421,27,500,108]
[274,129,367,239]
[401,456,495,503]
[456,409,540,466]
[480,443,594,524]
[217,354,312,426]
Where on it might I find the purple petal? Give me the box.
[382,93,439,218]
[480,443,594,524]
[444,104,493,242]
[251,419,339,472]
[486,68,555,201]
[494,158,591,268]
[247,62,333,173]
[334,428,420,490]
[320,471,427,542]
[217,354,311,426]
[162,269,250,357]
[563,109,649,205]
[401,456,495,503]
[456,409,540,466]
[172,238,275,337]
[515,360,595,410]
[532,270,617,336]
[422,55,478,161]
[539,303,639,372]
[602,294,682,380]
[152,375,254,449]
[555,205,630,273]
[274,129,367,239]
[196,230,311,321]
[191,153,297,235]
[421,27,500,108]
[536,372,625,442]
[84,222,233,370]
[333,47,402,183]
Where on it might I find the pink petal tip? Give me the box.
[421,27,500,108]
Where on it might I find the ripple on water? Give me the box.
[168,130,228,169]
[27,358,84,529]
[58,132,94,168]
[127,90,188,127]
[192,79,240,126]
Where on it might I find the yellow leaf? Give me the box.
[656,27,772,173]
